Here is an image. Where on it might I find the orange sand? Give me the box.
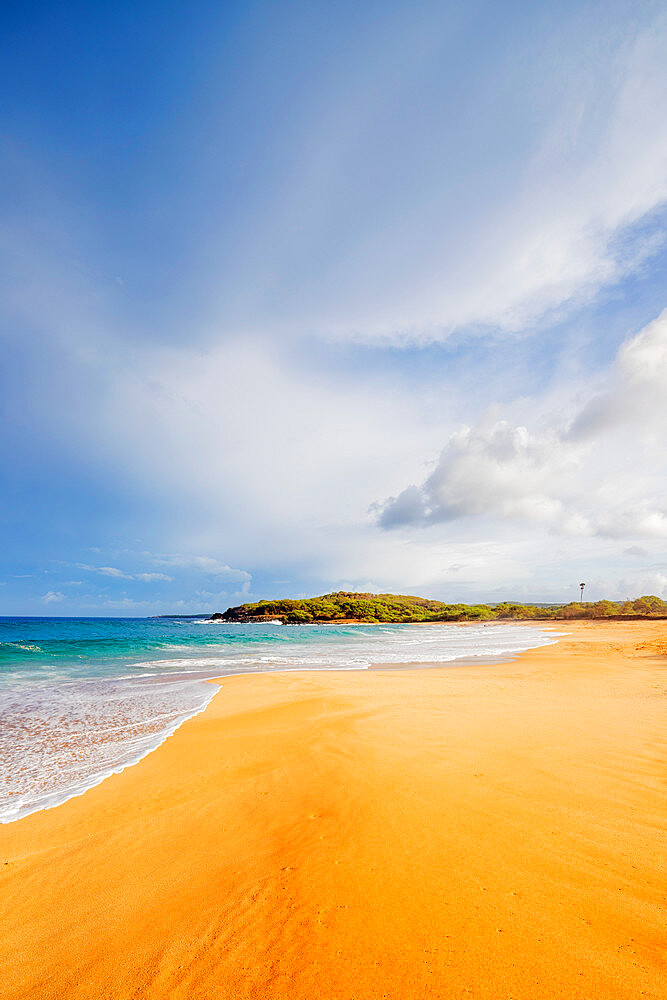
[1,621,665,999]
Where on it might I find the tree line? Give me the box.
[213,591,667,624]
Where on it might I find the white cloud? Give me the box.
[623,546,648,558]
[147,554,252,584]
[75,564,173,583]
[77,586,255,615]
[89,598,157,611]
[76,564,133,579]
[379,420,584,528]
[378,308,667,540]
[98,566,134,579]
[594,572,667,601]
[209,9,667,344]
[43,590,65,604]
[570,308,667,439]
[81,339,440,577]
[2,10,666,359]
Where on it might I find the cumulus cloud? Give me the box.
[378,309,667,539]
[379,421,581,528]
[43,590,65,604]
[570,308,667,439]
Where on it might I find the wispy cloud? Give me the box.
[76,564,173,583]
[76,564,134,580]
[146,554,251,584]
[209,8,667,344]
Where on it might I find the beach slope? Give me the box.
[0,621,665,998]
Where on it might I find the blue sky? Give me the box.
[2,0,667,614]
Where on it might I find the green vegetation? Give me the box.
[211,592,667,624]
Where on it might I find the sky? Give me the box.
[2,0,667,614]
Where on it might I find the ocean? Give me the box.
[0,616,556,823]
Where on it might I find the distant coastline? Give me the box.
[208,590,667,625]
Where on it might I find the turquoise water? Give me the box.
[0,616,556,823]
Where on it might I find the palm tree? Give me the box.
[580,582,586,603]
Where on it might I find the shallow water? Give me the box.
[0,616,556,822]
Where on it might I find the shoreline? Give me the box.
[0,682,220,827]
[1,621,555,826]
[1,620,665,998]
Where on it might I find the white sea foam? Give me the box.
[0,677,216,824]
[0,622,558,824]
[130,623,557,674]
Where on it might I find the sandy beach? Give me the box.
[1,620,664,999]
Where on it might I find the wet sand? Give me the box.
[0,620,665,998]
